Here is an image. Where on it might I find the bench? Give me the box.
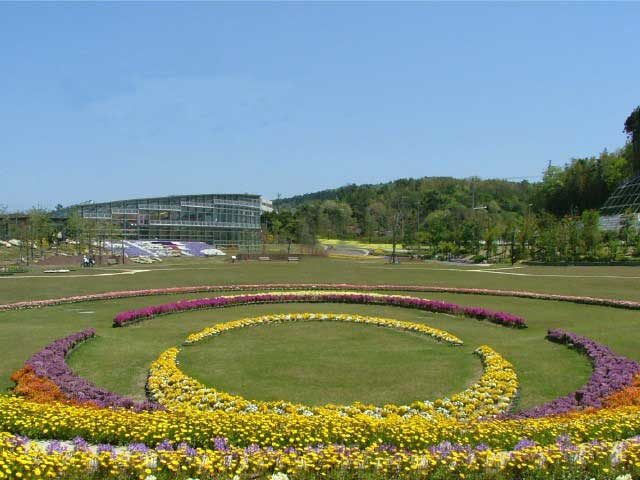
[258,256,271,261]
[288,256,300,262]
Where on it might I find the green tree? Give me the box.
[363,201,387,242]
[65,210,90,254]
[624,106,640,173]
[319,200,354,239]
[581,210,601,258]
[28,207,54,259]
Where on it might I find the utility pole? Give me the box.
[390,195,406,264]
[121,214,126,264]
[390,210,400,264]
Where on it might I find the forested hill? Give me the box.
[275,177,532,214]
[270,177,534,245]
[265,142,635,246]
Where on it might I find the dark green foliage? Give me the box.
[269,177,532,257]
[624,105,640,173]
[532,148,632,216]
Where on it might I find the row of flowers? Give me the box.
[2,282,638,312]
[0,431,638,480]
[3,393,640,452]
[148,345,517,420]
[112,291,527,328]
[147,314,517,420]
[513,330,640,419]
[16,329,160,412]
[183,312,464,345]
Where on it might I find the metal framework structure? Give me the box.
[600,174,640,230]
[58,194,263,250]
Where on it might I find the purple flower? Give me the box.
[511,330,640,419]
[213,436,230,452]
[177,442,198,457]
[9,435,28,447]
[128,442,150,454]
[22,329,162,412]
[96,444,117,457]
[513,439,537,450]
[46,440,68,454]
[113,292,527,328]
[156,439,174,451]
[244,444,261,455]
[72,437,89,451]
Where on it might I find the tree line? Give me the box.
[0,207,125,264]
[265,106,640,263]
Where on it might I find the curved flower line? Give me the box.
[2,283,638,312]
[148,337,517,421]
[20,329,160,412]
[1,431,639,480]
[183,312,464,345]
[511,329,640,419]
[2,394,640,452]
[112,291,526,328]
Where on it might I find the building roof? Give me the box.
[600,174,640,216]
[66,193,262,209]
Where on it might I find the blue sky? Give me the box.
[1,2,639,211]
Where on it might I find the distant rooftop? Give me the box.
[66,193,261,208]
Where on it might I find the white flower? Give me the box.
[270,473,290,480]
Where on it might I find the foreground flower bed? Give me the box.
[0,431,639,480]
[4,282,640,478]
[3,282,639,312]
[147,313,517,420]
[513,330,640,418]
[4,394,640,452]
[113,291,526,328]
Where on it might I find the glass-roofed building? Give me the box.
[600,175,640,230]
[57,193,263,250]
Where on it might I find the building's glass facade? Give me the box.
[62,194,262,250]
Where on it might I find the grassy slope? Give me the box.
[1,257,638,409]
[1,257,640,302]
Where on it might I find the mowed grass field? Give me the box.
[0,257,639,410]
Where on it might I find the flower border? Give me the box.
[112,291,526,328]
[2,283,639,312]
[17,329,160,412]
[0,431,639,480]
[512,329,640,418]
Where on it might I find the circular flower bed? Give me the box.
[146,313,518,420]
[2,284,640,479]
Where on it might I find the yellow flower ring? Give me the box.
[146,313,519,421]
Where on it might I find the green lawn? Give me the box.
[1,257,638,410]
[180,321,480,406]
